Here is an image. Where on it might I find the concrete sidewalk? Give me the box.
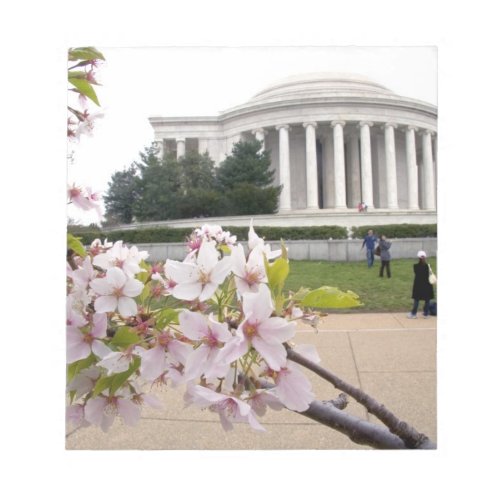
[65,312,437,450]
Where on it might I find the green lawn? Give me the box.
[285,258,437,313]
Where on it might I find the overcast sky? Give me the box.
[68,45,437,224]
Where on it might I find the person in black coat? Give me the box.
[408,250,435,319]
[378,235,392,278]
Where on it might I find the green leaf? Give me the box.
[265,256,289,295]
[155,308,179,329]
[219,244,232,255]
[68,77,100,106]
[136,261,151,284]
[67,233,87,257]
[110,327,141,348]
[67,353,96,382]
[92,357,141,397]
[109,357,140,395]
[92,373,113,397]
[287,286,311,303]
[68,70,87,79]
[138,282,151,305]
[68,47,105,62]
[264,255,289,315]
[301,286,361,309]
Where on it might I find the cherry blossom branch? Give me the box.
[254,379,424,449]
[285,344,436,449]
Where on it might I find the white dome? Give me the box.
[249,72,395,103]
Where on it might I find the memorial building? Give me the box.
[149,73,437,224]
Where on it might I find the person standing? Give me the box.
[408,250,435,319]
[378,235,392,278]
[361,229,378,268]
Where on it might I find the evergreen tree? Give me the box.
[132,147,182,221]
[103,165,140,224]
[215,139,280,215]
[179,151,217,191]
[216,139,274,190]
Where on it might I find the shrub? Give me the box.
[350,224,437,239]
[70,224,436,246]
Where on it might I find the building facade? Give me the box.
[149,73,437,215]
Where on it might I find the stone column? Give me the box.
[331,121,347,209]
[303,122,319,209]
[176,138,186,159]
[384,123,399,209]
[359,121,374,208]
[405,126,419,209]
[252,128,267,153]
[276,125,291,211]
[347,132,361,207]
[422,130,436,210]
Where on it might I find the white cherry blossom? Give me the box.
[90,267,144,317]
[167,240,232,302]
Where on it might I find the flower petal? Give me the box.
[167,260,198,284]
[67,331,91,364]
[274,365,314,412]
[91,313,108,339]
[137,345,166,381]
[231,244,247,276]
[94,295,118,313]
[122,277,144,298]
[251,336,287,371]
[199,282,218,302]
[117,398,141,426]
[210,256,232,284]
[183,344,210,381]
[242,285,273,322]
[117,296,138,317]
[179,310,208,341]
[84,397,107,426]
[89,277,113,296]
[172,282,202,301]
[197,240,219,272]
[106,267,127,288]
[258,317,295,344]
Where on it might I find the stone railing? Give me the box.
[136,237,437,263]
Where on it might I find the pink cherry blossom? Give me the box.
[272,361,315,412]
[246,389,284,417]
[186,384,265,431]
[90,267,144,317]
[71,256,96,290]
[167,240,232,302]
[67,366,101,400]
[66,403,89,428]
[248,220,282,260]
[93,241,148,277]
[231,243,268,295]
[67,312,112,363]
[96,348,135,375]
[133,331,192,382]
[66,295,87,329]
[237,285,295,371]
[84,392,141,432]
[67,184,96,211]
[179,310,232,380]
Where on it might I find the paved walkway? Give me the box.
[66,312,437,450]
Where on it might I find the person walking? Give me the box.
[378,235,392,278]
[361,229,378,268]
[408,250,435,319]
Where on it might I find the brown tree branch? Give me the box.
[285,344,435,449]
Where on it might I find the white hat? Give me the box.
[417,250,427,258]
